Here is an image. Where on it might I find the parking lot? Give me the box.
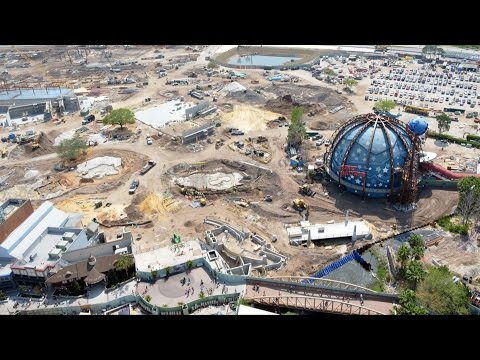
[365,65,480,113]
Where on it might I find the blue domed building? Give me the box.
[325,113,414,198]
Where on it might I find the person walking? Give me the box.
[360,294,364,306]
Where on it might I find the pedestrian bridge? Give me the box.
[248,295,386,315]
[244,277,397,315]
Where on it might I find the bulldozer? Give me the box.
[293,198,308,211]
[1,146,7,158]
[31,142,40,151]
[299,185,316,197]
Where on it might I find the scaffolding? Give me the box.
[398,130,422,206]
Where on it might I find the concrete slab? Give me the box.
[135,100,196,129]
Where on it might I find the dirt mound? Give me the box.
[220,105,281,133]
[8,131,56,160]
[139,192,166,218]
[264,84,348,115]
[310,120,332,130]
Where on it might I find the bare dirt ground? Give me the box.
[2,45,477,279]
[425,230,480,279]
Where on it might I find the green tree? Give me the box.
[287,106,307,147]
[102,108,136,129]
[374,99,396,113]
[457,177,480,225]
[322,68,337,83]
[56,134,87,161]
[0,290,7,301]
[436,113,451,134]
[422,45,445,60]
[343,77,358,89]
[322,68,336,77]
[397,244,411,269]
[405,260,426,288]
[115,255,135,277]
[416,265,470,315]
[69,280,81,295]
[145,295,152,303]
[395,288,428,315]
[408,234,425,260]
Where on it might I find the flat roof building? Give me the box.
[0,201,91,288]
[0,199,34,245]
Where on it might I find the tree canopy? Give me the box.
[56,134,87,161]
[416,265,471,315]
[397,244,411,268]
[436,113,451,134]
[322,68,336,77]
[374,99,396,113]
[343,77,358,88]
[457,177,480,225]
[115,255,135,272]
[408,234,425,260]
[422,45,446,59]
[287,106,306,148]
[395,288,428,315]
[102,108,136,128]
[405,260,426,288]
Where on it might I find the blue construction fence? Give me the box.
[302,250,371,283]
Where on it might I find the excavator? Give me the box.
[293,198,308,211]
[1,146,7,158]
[299,185,316,197]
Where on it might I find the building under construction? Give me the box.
[325,113,425,205]
[0,87,79,124]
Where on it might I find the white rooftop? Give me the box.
[134,240,203,273]
[0,202,68,259]
[287,220,370,242]
[135,100,196,129]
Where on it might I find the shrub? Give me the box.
[436,215,469,235]
[145,295,152,303]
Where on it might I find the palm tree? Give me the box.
[397,244,411,269]
[405,260,426,288]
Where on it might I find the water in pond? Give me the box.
[228,55,301,67]
[322,250,379,288]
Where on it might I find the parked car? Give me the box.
[82,114,95,125]
[129,180,139,194]
[146,137,153,145]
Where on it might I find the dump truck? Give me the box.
[299,185,316,197]
[293,198,308,211]
[140,159,157,175]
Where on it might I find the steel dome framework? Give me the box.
[325,113,417,199]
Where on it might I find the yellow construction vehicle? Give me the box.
[299,185,316,197]
[199,198,207,206]
[293,198,308,211]
[31,142,40,151]
[1,146,7,158]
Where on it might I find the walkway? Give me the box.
[136,267,244,307]
[244,282,395,315]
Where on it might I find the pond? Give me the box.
[228,55,301,67]
[323,250,379,288]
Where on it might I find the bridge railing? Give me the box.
[249,295,387,315]
[246,277,398,303]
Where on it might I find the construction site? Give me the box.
[1,45,480,300]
